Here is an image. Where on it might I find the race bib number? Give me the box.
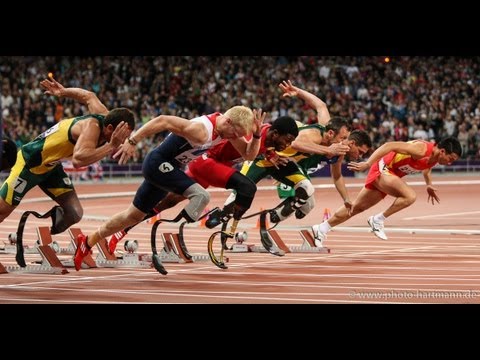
[41,123,60,138]
[159,162,174,173]
[397,165,421,174]
[14,177,28,193]
[175,149,204,164]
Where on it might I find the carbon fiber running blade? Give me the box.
[259,212,285,257]
[178,221,192,260]
[152,254,168,275]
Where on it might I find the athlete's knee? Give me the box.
[50,205,82,235]
[404,192,416,206]
[182,183,210,221]
[350,203,366,215]
[295,196,315,219]
[154,193,185,212]
[228,173,256,209]
[295,179,315,199]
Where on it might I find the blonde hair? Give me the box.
[224,105,254,134]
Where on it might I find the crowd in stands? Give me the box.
[2,56,480,163]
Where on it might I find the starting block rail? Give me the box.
[1,245,69,275]
[95,238,152,268]
[229,229,330,254]
[0,227,98,275]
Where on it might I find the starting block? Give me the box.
[229,229,330,254]
[1,226,75,255]
[1,245,69,275]
[37,226,75,255]
[65,228,97,269]
[94,238,152,268]
[158,232,209,263]
[0,227,99,275]
[0,262,8,274]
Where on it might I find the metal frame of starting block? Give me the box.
[0,226,70,255]
[94,238,152,268]
[158,232,209,263]
[0,227,99,275]
[229,229,330,254]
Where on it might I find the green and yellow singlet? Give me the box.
[22,114,104,174]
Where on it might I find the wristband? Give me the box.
[253,133,261,139]
[127,137,137,146]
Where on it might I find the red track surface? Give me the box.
[1,175,479,304]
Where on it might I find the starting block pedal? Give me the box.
[0,227,75,256]
[297,230,330,253]
[228,229,288,253]
[95,238,152,268]
[65,228,97,269]
[158,233,209,263]
[37,226,75,255]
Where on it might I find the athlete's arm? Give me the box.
[291,128,349,157]
[348,141,427,172]
[227,109,266,161]
[423,168,439,204]
[279,80,330,126]
[131,115,208,145]
[229,137,260,161]
[71,119,122,167]
[114,115,209,165]
[330,157,351,209]
[40,76,108,115]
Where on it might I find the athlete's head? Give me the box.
[436,137,462,165]
[1,138,18,172]
[219,106,254,139]
[344,130,372,160]
[104,107,136,140]
[323,117,352,145]
[266,116,299,152]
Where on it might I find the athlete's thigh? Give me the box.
[244,161,270,184]
[270,161,307,188]
[54,190,82,210]
[352,186,385,211]
[0,157,45,206]
[39,166,75,200]
[134,179,169,213]
[190,158,235,188]
[375,173,414,198]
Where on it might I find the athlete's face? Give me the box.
[330,126,350,144]
[268,131,296,152]
[217,117,248,139]
[438,149,459,165]
[345,139,370,160]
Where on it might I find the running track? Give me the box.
[1,175,479,304]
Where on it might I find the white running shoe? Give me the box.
[367,216,388,240]
[311,224,326,247]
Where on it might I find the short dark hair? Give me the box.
[325,117,352,134]
[270,116,299,137]
[349,130,372,148]
[1,138,18,171]
[437,137,462,157]
[105,108,135,130]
